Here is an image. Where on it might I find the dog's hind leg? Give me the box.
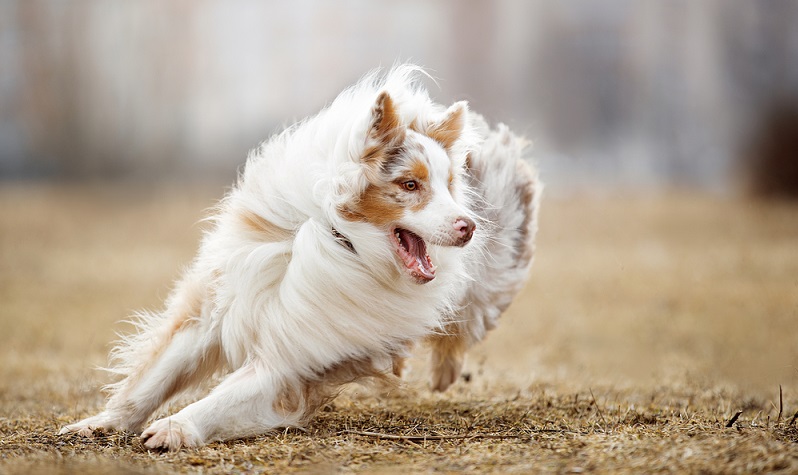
[60,273,223,436]
[427,325,469,392]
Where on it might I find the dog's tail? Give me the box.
[457,115,543,344]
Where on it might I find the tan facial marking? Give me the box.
[340,184,403,226]
[410,159,429,182]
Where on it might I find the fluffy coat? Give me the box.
[59,65,541,450]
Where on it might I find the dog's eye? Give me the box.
[402,180,418,191]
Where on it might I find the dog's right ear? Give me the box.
[363,92,405,167]
[426,101,468,152]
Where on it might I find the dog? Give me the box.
[59,65,541,450]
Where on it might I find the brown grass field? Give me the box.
[1,184,797,473]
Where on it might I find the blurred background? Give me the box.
[1,1,798,403]
[2,0,798,195]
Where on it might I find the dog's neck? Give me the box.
[331,227,356,254]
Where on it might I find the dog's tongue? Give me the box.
[399,229,435,282]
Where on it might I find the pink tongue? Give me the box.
[404,231,434,278]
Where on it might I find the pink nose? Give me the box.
[453,217,476,246]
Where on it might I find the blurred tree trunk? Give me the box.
[746,101,798,198]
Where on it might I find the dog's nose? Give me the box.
[453,217,476,246]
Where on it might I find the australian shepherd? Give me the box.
[59,65,541,450]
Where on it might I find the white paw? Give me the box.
[141,417,202,451]
[58,413,118,437]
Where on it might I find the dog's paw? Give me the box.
[430,354,464,392]
[430,360,462,392]
[141,417,202,451]
[58,412,118,437]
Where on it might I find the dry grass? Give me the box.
[1,183,798,473]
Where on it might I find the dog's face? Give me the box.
[340,92,476,284]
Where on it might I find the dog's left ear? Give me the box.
[368,92,405,148]
[362,92,406,170]
[427,101,468,151]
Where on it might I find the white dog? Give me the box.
[60,65,541,450]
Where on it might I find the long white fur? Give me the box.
[59,64,541,450]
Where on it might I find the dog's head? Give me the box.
[339,92,477,284]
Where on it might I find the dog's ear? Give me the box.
[427,101,468,151]
[368,92,404,148]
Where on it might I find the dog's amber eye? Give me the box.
[402,180,418,191]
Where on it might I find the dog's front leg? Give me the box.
[140,364,298,450]
[59,323,222,436]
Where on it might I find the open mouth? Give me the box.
[392,227,435,284]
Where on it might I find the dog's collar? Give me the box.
[331,227,356,254]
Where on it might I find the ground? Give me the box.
[1,184,797,474]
